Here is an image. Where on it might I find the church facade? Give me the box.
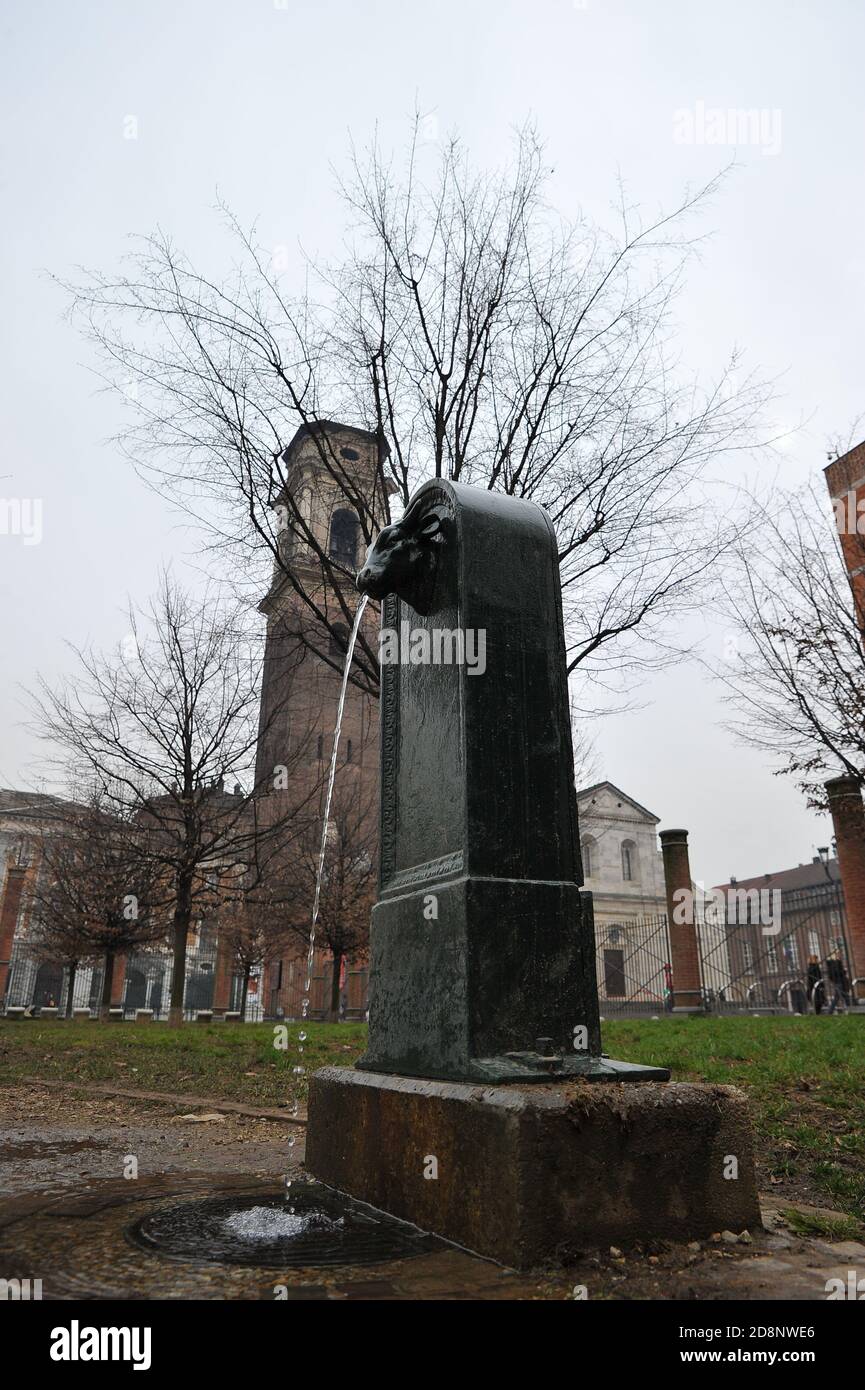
[576,782,671,1004]
[577,781,667,925]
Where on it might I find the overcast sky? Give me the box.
[2,0,863,886]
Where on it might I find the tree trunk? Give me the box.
[65,959,78,1018]
[239,967,251,1022]
[329,952,343,1023]
[168,873,193,1027]
[100,951,114,1020]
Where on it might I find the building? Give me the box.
[825,437,865,627]
[576,781,672,1005]
[0,788,263,1019]
[713,854,847,1004]
[577,782,667,923]
[712,854,848,1007]
[0,791,62,1008]
[254,421,390,1020]
[254,420,388,798]
[821,442,865,997]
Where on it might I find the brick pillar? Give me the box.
[0,867,26,1001]
[659,828,703,1011]
[824,776,865,998]
[824,442,865,630]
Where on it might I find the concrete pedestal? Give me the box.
[306,1067,761,1268]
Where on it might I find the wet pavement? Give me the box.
[1,1082,863,1300]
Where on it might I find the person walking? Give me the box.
[826,953,850,1014]
[806,955,824,1014]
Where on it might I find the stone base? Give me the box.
[306,1067,761,1268]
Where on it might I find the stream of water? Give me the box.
[286,594,369,1205]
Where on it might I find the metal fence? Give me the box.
[267,958,369,1022]
[2,933,235,1022]
[595,913,672,1016]
[699,881,857,1015]
[4,883,855,1022]
[595,880,857,1017]
[2,938,369,1023]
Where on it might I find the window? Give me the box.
[743,941,754,970]
[316,733,324,761]
[621,840,637,882]
[808,929,819,956]
[766,940,778,973]
[340,446,360,461]
[346,738,353,763]
[329,508,360,567]
[784,938,799,969]
[581,837,595,878]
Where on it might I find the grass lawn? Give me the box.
[0,1018,365,1109]
[1,1014,862,1230]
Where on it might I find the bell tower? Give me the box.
[255,418,389,808]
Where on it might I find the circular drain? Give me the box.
[127,1185,438,1268]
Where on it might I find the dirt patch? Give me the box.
[0,1083,291,1197]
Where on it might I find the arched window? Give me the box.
[329,508,360,567]
[581,836,596,879]
[621,840,638,882]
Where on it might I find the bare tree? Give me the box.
[717,480,865,807]
[211,870,296,1021]
[59,122,770,702]
[30,575,315,1023]
[25,801,165,1018]
[281,779,377,1020]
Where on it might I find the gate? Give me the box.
[594,914,673,1016]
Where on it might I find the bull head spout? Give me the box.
[356,500,445,615]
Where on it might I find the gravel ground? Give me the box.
[0,1083,293,1196]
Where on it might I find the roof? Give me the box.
[282,420,390,463]
[576,780,660,824]
[713,859,841,894]
[0,789,77,816]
